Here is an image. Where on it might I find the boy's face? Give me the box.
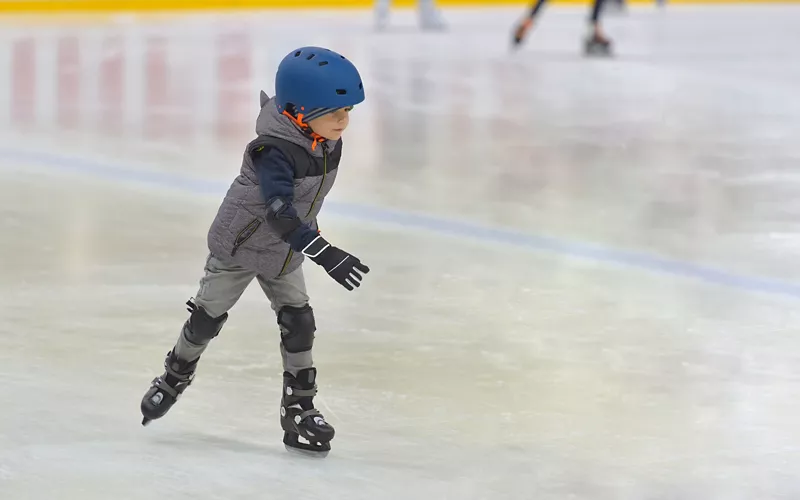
[308,107,352,141]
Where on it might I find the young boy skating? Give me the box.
[140,46,369,456]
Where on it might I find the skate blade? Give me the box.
[283,432,331,457]
[284,444,329,458]
[585,49,613,58]
[421,24,446,33]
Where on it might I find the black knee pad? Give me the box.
[183,300,228,346]
[278,304,316,353]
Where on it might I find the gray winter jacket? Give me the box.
[207,91,341,279]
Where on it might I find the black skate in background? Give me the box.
[585,34,613,57]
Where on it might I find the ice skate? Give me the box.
[420,10,447,32]
[140,350,197,426]
[420,18,447,32]
[280,368,335,457]
[584,33,613,57]
[140,299,227,426]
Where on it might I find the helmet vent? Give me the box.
[318,61,329,67]
[294,51,302,57]
[306,53,316,60]
[359,83,363,89]
[336,89,347,95]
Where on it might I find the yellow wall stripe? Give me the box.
[0,0,797,13]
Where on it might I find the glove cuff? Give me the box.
[301,235,331,259]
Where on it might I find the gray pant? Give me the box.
[174,254,312,376]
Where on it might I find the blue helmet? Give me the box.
[275,46,365,121]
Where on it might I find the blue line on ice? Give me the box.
[3,147,800,300]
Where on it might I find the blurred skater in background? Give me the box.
[375,0,446,31]
[512,0,613,56]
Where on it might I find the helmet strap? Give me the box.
[281,109,326,152]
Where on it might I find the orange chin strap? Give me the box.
[282,110,326,151]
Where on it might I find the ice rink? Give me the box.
[1,5,800,499]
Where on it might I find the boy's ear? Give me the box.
[260,90,269,108]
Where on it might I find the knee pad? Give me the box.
[183,300,228,346]
[278,304,316,353]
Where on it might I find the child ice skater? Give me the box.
[140,46,369,456]
[512,0,613,56]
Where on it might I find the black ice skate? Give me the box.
[280,368,335,456]
[584,33,613,57]
[140,350,197,426]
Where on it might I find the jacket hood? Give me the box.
[255,90,333,157]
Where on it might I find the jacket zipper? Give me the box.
[231,218,262,257]
[278,150,328,276]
